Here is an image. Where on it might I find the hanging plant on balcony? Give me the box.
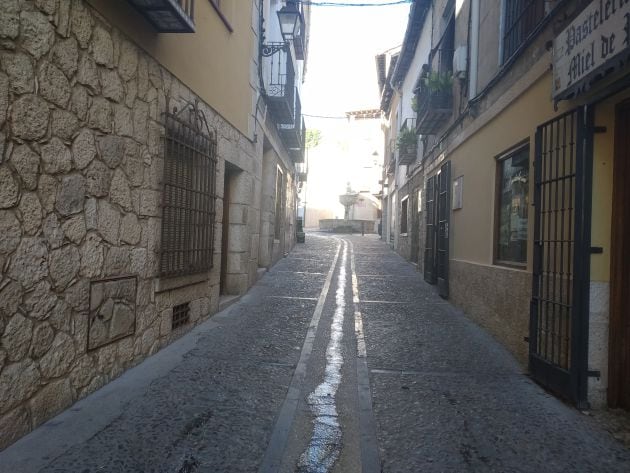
[396,127,417,164]
[424,71,453,93]
[396,127,417,150]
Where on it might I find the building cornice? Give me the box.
[391,0,431,88]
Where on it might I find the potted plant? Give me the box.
[397,127,417,149]
[424,71,453,93]
[396,127,417,163]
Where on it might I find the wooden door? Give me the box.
[609,100,630,409]
[436,161,451,299]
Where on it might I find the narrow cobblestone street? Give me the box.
[1,234,629,473]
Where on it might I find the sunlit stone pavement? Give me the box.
[1,233,629,473]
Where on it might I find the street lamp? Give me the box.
[277,1,301,41]
[261,1,301,57]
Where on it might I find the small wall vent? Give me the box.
[172,303,191,330]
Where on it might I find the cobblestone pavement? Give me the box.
[1,233,630,472]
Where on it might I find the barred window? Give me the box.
[502,0,545,63]
[159,104,217,278]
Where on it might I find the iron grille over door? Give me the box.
[530,106,593,407]
[424,175,437,284]
[160,102,217,278]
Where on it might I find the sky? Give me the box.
[302,0,410,122]
[301,0,411,219]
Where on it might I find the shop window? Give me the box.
[400,197,408,234]
[496,144,529,265]
[501,0,545,63]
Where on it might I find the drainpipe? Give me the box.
[468,0,479,101]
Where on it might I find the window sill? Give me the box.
[155,271,210,293]
[209,0,233,33]
[493,260,527,271]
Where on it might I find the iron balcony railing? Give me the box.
[289,117,306,163]
[398,117,418,166]
[400,117,416,131]
[415,49,454,135]
[415,87,452,135]
[296,162,307,182]
[279,89,303,149]
[127,0,195,33]
[263,44,296,124]
[386,154,396,175]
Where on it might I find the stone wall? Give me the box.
[318,219,378,234]
[450,259,530,366]
[0,0,261,450]
[258,144,297,269]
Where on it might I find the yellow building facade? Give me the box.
[392,0,630,409]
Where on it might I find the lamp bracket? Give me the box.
[261,42,288,57]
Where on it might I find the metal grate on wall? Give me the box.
[160,101,217,278]
[172,302,191,330]
[502,0,545,63]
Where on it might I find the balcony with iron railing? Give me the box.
[279,89,303,149]
[400,117,416,131]
[398,118,417,166]
[289,117,306,163]
[127,0,195,33]
[263,45,296,124]
[415,49,454,135]
[296,162,307,182]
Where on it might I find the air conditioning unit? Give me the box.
[453,46,467,79]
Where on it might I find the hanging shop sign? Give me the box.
[553,0,630,99]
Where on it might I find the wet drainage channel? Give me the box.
[259,241,343,473]
[297,241,349,473]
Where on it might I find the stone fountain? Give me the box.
[339,183,359,221]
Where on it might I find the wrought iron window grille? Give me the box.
[502,0,546,63]
[159,100,217,278]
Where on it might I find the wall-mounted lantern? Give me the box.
[277,1,301,41]
[261,1,302,57]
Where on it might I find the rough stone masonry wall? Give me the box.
[0,0,258,450]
